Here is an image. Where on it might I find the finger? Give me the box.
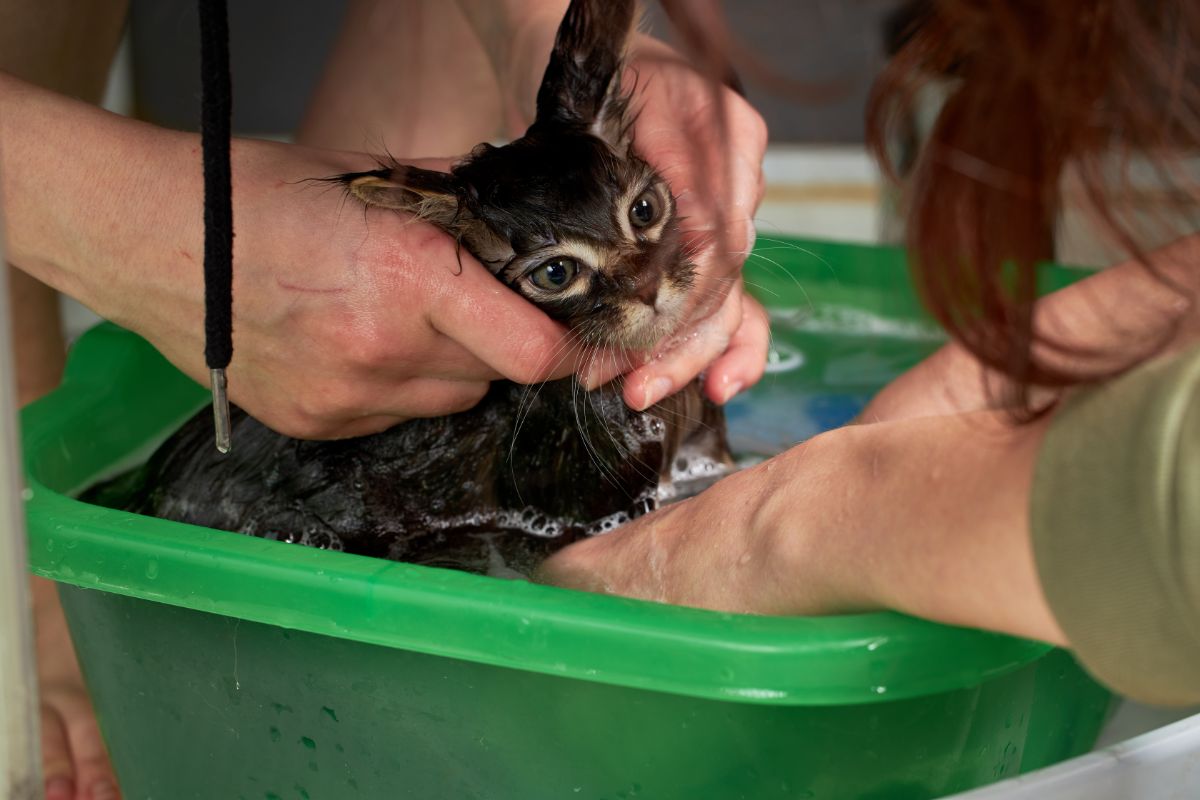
[622,287,744,411]
[579,346,643,391]
[321,381,494,441]
[272,374,491,439]
[389,378,492,419]
[428,258,584,385]
[54,689,120,800]
[40,704,75,800]
[703,293,770,404]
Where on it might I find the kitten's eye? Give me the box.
[629,191,659,228]
[529,257,579,291]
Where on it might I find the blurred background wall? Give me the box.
[126,0,904,143]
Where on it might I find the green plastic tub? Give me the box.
[23,238,1111,800]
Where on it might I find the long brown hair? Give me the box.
[867,0,1200,414]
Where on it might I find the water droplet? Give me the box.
[20,487,33,501]
[145,560,159,579]
[870,685,888,694]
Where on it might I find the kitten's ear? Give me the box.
[534,0,636,148]
[340,165,463,229]
[337,165,515,272]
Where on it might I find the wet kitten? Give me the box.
[92,0,733,577]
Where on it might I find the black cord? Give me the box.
[198,0,233,450]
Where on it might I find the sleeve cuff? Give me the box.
[1032,346,1200,706]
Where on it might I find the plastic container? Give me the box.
[945,711,1200,799]
[23,238,1111,800]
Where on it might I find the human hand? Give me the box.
[201,141,584,439]
[861,235,1200,425]
[3,77,590,439]
[32,578,120,800]
[586,35,772,410]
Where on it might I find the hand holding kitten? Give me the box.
[603,34,771,411]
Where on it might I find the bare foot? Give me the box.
[32,576,121,800]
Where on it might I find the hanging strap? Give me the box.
[198,0,234,452]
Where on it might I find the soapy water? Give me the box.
[767,304,944,342]
[725,307,944,457]
[83,305,940,581]
[284,448,744,581]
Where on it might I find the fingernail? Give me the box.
[90,779,119,800]
[640,377,673,410]
[720,381,744,404]
[45,777,73,800]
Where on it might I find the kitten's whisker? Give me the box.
[571,340,625,491]
[507,331,585,505]
[751,237,841,281]
[510,332,582,451]
[737,251,814,321]
[586,375,659,489]
[740,279,778,298]
[576,352,633,491]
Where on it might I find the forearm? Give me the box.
[456,0,567,134]
[758,413,1066,645]
[0,72,198,318]
[863,233,1200,423]
[299,0,510,155]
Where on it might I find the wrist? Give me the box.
[0,72,192,319]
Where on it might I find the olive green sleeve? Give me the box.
[1032,344,1200,706]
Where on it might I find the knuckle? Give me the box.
[343,329,393,370]
[739,102,769,150]
[280,415,329,440]
[505,337,554,384]
[419,381,489,416]
[283,392,357,439]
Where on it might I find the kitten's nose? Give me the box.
[636,283,659,308]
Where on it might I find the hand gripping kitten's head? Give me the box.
[337,0,691,352]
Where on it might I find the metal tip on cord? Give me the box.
[210,368,231,453]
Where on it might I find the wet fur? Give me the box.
[90,0,733,575]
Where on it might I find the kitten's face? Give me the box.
[452,130,693,351]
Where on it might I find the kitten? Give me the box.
[91,0,733,577]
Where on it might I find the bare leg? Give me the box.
[0,2,128,797]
